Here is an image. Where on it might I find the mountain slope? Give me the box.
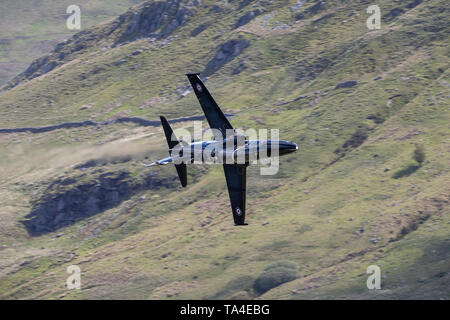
[0,0,146,87]
[0,0,448,299]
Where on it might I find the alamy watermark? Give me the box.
[167,121,283,175]
[66,265,81,290]
[66,5,81,30]
[366,265,381,290]
[366,5,381,30]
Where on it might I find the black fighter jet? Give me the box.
[147,73,298,225]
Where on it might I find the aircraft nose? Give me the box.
[279,141,298,155]
[289,142,298,152]
[286,141,298,150]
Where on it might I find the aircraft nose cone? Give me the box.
[286,141,298,150]
[290,142,298,152]
[278,141,298,155]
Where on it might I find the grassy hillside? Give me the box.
[0,0,448,299]
[0,0,145,87]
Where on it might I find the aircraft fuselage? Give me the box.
[154,139,298,166]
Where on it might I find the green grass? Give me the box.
[0,0,448,300]
[0,0,146,86]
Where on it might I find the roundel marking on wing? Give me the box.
[235,207,242,216]
[196,83,202,92]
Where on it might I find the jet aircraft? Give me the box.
[147,73,298,225]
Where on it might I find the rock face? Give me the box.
[291,0,306,12]
[294,1,328,21]
[4,0,200,90]
[190,22,210,37]
[22,171,174,235]
[335,80,358,89]
[234,10,261,29]
[116,0,199,43]
[387,8,404,19]
[307,1,326,15]
[406,0,423,9]
[203,39,250,77]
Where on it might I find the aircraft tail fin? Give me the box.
[160,116,188,187]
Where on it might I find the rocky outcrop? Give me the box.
[386,8,404,19]
[203,38,250,77]
[335,80,358,89]
[291,0,306,12]
[406,0,423,9]
[293,0,328,20]
[190,22,210,37]
[4,0,200,90]
[115,0,200,44]
[22,171,175,235]
[234,10,261,29]
[306,1,326,15]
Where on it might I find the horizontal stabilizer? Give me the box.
[160,116,179,150]
[159,116,188,187]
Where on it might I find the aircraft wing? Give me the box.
[186,73,233,140]
[223,164,248,225]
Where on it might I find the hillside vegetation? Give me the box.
[0,0,448,299]
[0,0,145,87]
